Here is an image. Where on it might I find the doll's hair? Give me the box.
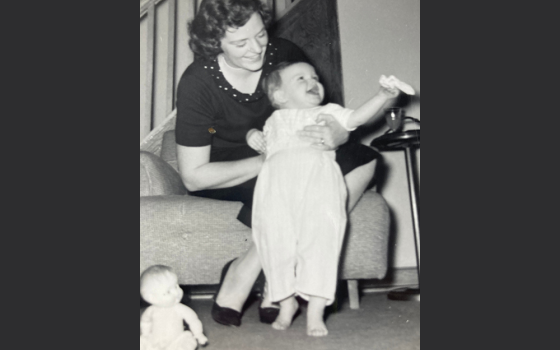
[140,265,176,298]
[262,61,303,109]
[188,0,273,61]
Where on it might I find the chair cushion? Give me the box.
[161,130,179,172]
[140,151,187,197]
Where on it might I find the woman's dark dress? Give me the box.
[175,37,378,227]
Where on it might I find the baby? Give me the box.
[140,265,208,350]
[247,61,410,336]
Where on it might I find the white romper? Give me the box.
[252,103,355,305]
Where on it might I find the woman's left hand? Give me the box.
[297,113,349,150]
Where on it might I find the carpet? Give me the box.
[141,291,420,350]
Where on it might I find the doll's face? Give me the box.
[274,62,325,109]
[143,271,183,307]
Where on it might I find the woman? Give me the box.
[176,0,378,327]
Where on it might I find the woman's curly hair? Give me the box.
[188,0,273,61]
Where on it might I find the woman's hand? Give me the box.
[297,114,349,150]
[246,128,266,154]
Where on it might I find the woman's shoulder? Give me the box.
[270,37,300,51]
[269,37,297,49]
[178,59,211,84]
[177,58,221,97]
[269,37,307,62]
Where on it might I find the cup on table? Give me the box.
[384,107,404,132]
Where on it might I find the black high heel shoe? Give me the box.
[259,303,280,324]
[256,270,280,324]
[211,259,242,327]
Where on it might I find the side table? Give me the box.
[371,130,420,301]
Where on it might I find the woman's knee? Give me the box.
[345,160,377,211]
[345,159,376,185]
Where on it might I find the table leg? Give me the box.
[404,147,420,278]
[388,147,420,301]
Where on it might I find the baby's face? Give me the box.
[277,62,324,109]
[144,271,183,307]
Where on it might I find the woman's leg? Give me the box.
[214,243,262,312]
[345,159,377,211]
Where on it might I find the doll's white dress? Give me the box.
[252,103,355,306]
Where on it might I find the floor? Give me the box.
[141,289,420,350]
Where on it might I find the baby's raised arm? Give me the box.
[346,75,414,129]
[178,304,208,345]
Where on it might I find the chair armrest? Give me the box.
[140,151,187,197]
[140,195,253,284]
[160,130,179,172]
[140,195,249,234]
[340,191,391,280]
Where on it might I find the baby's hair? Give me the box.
[140,265,175,298]
[262,61,304,109]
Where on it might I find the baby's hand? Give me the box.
[378,84,400,99]
[379,75,415,97]
[246,129,266,154]
[196,334,208,346]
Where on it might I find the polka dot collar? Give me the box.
[202,41,279,103]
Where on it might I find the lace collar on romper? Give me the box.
[202,41,279,103]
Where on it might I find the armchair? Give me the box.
[140,129,390,308]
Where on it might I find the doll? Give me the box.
[140,265,208,350]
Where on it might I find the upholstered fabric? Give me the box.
[140,137,390,287]
[161,131,179,172]
[140,151,187,197]
[140,195,252,285]
[341,191,390,280]
[140,191,388,285]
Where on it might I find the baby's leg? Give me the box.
[272,295,299,331]
[307,296,328,337]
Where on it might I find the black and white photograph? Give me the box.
[140,0,420,349]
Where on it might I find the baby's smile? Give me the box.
[307,86,320,96]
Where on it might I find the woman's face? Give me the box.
[220,12,269,72]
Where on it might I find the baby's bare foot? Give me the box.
[272,297,298,331]
[307,319,328,337]
[307,296,328,337]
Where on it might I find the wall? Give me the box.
[337,0,420,269]
[140,0,196,143]
[140,1,290,143]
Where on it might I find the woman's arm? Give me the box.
[177,144,264,192]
